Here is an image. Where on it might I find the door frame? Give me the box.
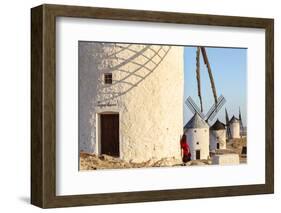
[95,111,121,158]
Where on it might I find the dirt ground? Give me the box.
[80,137,247,170]
[79,153,183,170]
[79,154,214,170]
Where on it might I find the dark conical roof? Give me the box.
[184,113,209,129]
[210,119,225,130]
[229,115,239,124]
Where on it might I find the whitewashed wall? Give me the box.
[230,122,240,139]
[212,154,240,165]
[185,128,209,160]
[79,42,184,162]
[210,129,226,151]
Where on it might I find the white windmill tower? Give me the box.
[210,119,226,152]
[184,113,209,160]
[229,115,240,139]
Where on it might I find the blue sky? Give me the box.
[183,46,247,126]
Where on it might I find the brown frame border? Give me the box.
[31,4,274,208]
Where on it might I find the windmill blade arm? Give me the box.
[188,97,205,118]
[200,47,218,105]
[204,95,223,119]
[185,97,205,119]
[209,98,226,121]
[225,108,230,125]
[205,96,226,122]
[185,100,196,115]
[196,47,203,112]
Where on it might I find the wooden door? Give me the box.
[196,150,200,160]
[100,114,119,157]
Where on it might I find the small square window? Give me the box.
[104,73,112,84]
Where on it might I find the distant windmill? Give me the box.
[185,46,226,125]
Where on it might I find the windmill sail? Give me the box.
[204,95,226,122]
[225,108,229,125]
[196,47,203,112]
[225,108,231,139]
[239,107,244,136]
[239,107,243,127]
[185,95,226,125]
[185,96,205,119]
[200,47,218,105]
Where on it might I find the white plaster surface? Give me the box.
[210,129,226,151]
[212,154,240,165]
[230,121,240,139]
[185,128,209,160]
[79,42,183,162]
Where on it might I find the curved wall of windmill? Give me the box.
[79,42,184,163]
[210,130,226,152]
[230,121,240,139]
[185,128,209,160]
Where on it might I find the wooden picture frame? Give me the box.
[31,4,274,208]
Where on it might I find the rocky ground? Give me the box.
[79,153,213,170]
[80,153,183,170]
[80,137,247,170]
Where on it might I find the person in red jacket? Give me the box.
[180,134,191,165]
